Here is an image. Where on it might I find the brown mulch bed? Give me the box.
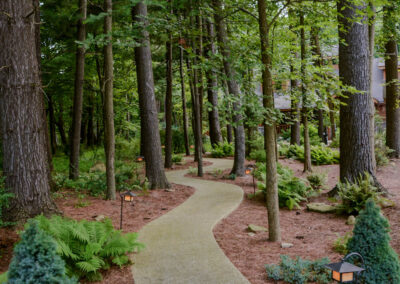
[0,179,196,284]
[194,158,400,284]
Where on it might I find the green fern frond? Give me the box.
[112,255,130,267]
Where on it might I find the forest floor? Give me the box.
[1,157,399,284]
[199,157,400,284]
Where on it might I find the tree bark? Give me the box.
[384,5,400,157]
[213,0,246,176]
[179,40,190,156]
[0,0,58,221]
[300,12,312,172]
[257,0,281,242]
[132,1,170,189]
[337,0,380,186]
[205,20,223,147]
[103,0,116,199]
[69,0,87,179]
[164,3,173,168]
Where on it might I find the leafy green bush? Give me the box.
[249,149,266,162]
[256,163,312,210]
[8,221,76,284]
[375,131,393,167]
[336,173,381,215]
[35,215,144,282]
[211,141,234,158]
[115,138,140,161]
[306,172,327,191]
[0,272,7,284]
[265,255,331,284]
[333,232,351,255]
[280,124,322,146]
[187,166,197,175]
[0,177,14,227]
[172,154,183,163]
[279,143,339,165]
[347,200,400,283]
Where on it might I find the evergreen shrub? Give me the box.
[347,200,400,283]
[211,141,234,158]
[265,255,331,284]
[8,221,76,284]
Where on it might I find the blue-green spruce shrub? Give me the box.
[8,221,76,284]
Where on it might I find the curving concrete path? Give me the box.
[132,158,250,284]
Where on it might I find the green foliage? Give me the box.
[265,255,331,284]
[249,149,266,162]
[333,232,352,255]
[0,272,7,284]
[0,177,14,227]
[187,166,197,175]
[256,163,312,210]
[115,138,140,161]
[35,215,144,282]
[211,141,234,158]
[280,125,322,146]
[279,143,339,165]
[375,131,393,167]
[347,200,400,283]
[53,149,105,174]
[306,172,327,191]
[172,154,183,163]
[336,173,381,215]
[8,221,76,284]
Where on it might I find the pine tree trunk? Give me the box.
[132,1,170,189]
[179,40,190,156]
[205,20,223,147]
[257,0,281,242]
[0,0,58,221]
[164,10,173,168]
[103,0,116,199]
[337,0,380,185]
[69,0,87,179]
[384,6,400,158]
[300,12,312,172]
[213,0,245,176]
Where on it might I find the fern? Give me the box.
[35,215,144,282]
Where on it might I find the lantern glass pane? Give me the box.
[245,170,251,175]
[124,195,133,202]
[342,272,353,282]
[332,271,341,281]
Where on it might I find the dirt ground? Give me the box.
[208,158,400,284]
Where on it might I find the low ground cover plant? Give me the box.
[347,200,400,283]
[255,163,313,210]
[336,173,381,215]
[278,143,339,165]
[306,172,327,191]
[265,255,331,283]
[0,177,14,227]
[35,215,144,282]
[211,141,234,158]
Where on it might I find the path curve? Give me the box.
[132,158,250,284]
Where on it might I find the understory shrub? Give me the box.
[172,154,183,163]
[333,232,352,255]
[306,172,327,191]
[375,131,393,167]
[256,163,312,210]
[0,272,7,284]
[35,215,144,282]
[347,200,400,283]
[8,221,76,284]
[265,255,331,284]
[280,124,322,146]
[0,177,14,227]
[336,173,381,215]
[211,141,234,158]
[115,137,140,161]
[249,149,266,162]
[279,143,339,165]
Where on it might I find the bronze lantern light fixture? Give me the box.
[325,252,365,283]
[120,191,137,230]
[245,165,256,195]
[136,155,145,162]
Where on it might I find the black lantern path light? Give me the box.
[245,165,256,195]
[120,191,137,230]
[136,155,145,162]
[325,252,365,283]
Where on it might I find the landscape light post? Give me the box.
[325,252,365,283]
[120,191,137,230]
